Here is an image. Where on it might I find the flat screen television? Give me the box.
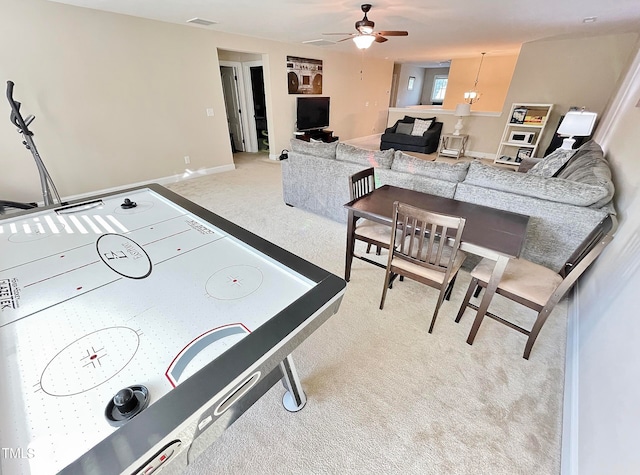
[296,97,330,132]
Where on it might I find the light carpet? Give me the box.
[167,153,565,475]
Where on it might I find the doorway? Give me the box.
[218,52,269,157]
[249,65,268,152]
[220,64,245,153]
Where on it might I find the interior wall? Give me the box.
[0,0,228,203]
[443,53,519,113]
[421,67,449,105]
[218,51,262,62]
[563,41,640,474]
[394,64,426,107]
[387,33,638,158]
[0,0,393,203]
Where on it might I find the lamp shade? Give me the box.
[455,103,471,117]
[557,110,597,137]
[353,34,375,49]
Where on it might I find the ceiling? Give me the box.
[49,0,640,64]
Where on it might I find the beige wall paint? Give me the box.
[421,67,450,105]
[500,32,639,155]
[443,54,519,113]
[388,33,638,158]
[217,51,262,62]
[0,0,393,203]
[394,64,426,107]
[1,0,229,203]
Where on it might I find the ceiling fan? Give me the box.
[323,4,408,49]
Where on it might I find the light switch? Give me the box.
[206,108,214,117]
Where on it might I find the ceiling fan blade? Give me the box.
[375,36,388,43]
[337,37,355,43]
[323,32,355,36]
[377,31,409,37]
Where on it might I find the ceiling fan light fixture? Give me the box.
[355,19,375,35]
[353,34,376,49]
[359,24,374,34]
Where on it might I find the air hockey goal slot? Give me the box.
[55,199,104,214]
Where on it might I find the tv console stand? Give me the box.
[295,129,338,143]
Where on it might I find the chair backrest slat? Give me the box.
[392,201,466,278]
[349,167,376,201]
[561,215,614,278]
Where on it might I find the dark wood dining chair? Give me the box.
[348,167,396,263]
[379,201,467,333]
[455,215,614,359]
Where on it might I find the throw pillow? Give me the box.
[527,148,577,177]
[556,140,604,179]
[411,119,433,136]
[403,116,436,123]
[395,122,414,135]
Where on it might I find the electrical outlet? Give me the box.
[206,108,214,117]
[184,156,190,164]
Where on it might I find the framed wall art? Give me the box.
[287,56,323,94]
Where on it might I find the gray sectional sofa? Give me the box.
[281,139,616,272]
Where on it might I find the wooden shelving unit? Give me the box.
[495,103,554,168]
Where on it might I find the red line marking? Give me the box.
[164,323,251,388]
[25,261,101,287]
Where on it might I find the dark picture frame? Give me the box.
[510,107,528,124]
[287,56,323,95]
[516,147,533,162]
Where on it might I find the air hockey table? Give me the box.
[0,184,346,474]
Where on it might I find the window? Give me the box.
[431,75,448,104]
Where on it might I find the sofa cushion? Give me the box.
[411,119,433,136]
[463,161,610,207]
[556,140,603,179]
[395,122,414,135]
[391,151,469,182]
[528,148,577,177]
[289,139,338,159]
[555,140,614,207]
[403,115,436,124]
[336,143,395,169]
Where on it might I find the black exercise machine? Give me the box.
[1,80,62,214]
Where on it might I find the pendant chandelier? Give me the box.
[464,52,485,105]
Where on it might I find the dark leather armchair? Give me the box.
[380,116,443,154]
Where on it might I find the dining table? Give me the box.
[344,185,530,343]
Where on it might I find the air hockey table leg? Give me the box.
[279,354,307,412]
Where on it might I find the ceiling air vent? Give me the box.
[302,39,336,47]
[187,18,217,26]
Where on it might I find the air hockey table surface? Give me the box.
[0,184,346,474]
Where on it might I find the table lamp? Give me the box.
[557,109,597,150]
[453,103,471,136]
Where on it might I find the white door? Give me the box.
[220,66,244,152]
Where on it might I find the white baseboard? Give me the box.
[61,164,236,203]
[464,150,496,160]
[561,285,580,475]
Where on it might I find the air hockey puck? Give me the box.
[121,198,137,209]
[105,385,150,426]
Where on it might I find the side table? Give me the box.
[437,134,468,159]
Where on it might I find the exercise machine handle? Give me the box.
[6,80,33,136]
